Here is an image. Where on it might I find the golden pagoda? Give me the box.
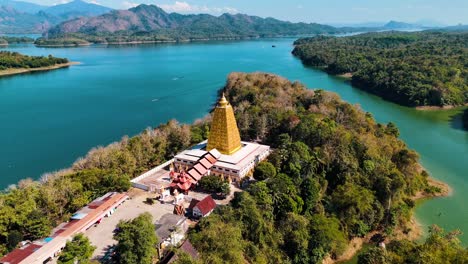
[207,93,242,155]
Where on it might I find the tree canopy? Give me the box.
[188,72,434,263]
[113,212,158,264]
[58,233,96,264]
[0,51,68,70]
[293,31,468,107]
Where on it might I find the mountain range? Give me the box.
[46,4,340,38]
[0,0,112,33]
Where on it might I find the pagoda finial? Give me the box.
[219,92,228,107]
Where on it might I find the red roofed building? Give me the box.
[169,171,194,194]
[188,196,217,218]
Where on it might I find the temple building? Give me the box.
[174,93,270,183]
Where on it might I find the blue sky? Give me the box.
[26,0,468,25]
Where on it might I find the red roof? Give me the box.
[193,164,207,175]
[187,169,202,181]
[0,243,42,264]
[199,158,212,169]
[204,153,217,164]
[180,240,199,259]
[194,196,217,216]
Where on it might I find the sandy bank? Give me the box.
[0,62,79,77]
[415,104,467,111]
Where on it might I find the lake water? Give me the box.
[1,39,467,243]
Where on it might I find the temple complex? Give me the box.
[173,93,270,183]
[132,93,270,192]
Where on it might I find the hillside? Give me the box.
[41,4,344,44]
[0,0,112,33]
[0,0,45,13]
[292,31,468,107]
[186,73,454,263]
[43,0,112,20]
[0,6,57,33]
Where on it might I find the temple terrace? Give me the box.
[132,93,270,193]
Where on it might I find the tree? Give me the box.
[358,247,389,264]
[253,161,277,181]
[6,230,22,251]
[113,213,158,264]
[58,234,96,264]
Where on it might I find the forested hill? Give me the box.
[292,31,468,107]
[41,4,343,43]
[187,73,461,263]
[0,51,68,70]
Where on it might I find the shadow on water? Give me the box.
[449,110,467,132]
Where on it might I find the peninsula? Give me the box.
[0,51,74,77]
[0,72,462,264]
[292,31,468,108]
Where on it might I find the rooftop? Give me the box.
[175,140,270,171]
[155,214,187,240]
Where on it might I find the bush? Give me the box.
[253,161,277,180]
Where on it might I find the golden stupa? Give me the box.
[207,93,242,155]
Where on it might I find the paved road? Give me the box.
[84,192,173,260]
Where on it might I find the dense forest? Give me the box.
[0,72,463,262]
[357,225,467,264]
[292,31,468,107]
[0,37,34,46]
[0,51,68,70]
[34,37,91,47]
[186,73,458,263]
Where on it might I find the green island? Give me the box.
[0,51,73,77]
[34,37,91,47]
[292,31,468,108]
[0,72,464,263]
[0,37,35,46]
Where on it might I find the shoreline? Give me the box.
[324,177,451,264]
[0,62,79,77]
[415,104,468,111]
[296,63,466,111]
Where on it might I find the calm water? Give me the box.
[1,39,467,243]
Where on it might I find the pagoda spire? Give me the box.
[207,92,242,155]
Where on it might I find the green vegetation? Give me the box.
[40,4,349,45]
[293,31,468,107]
[253,161,277,180]
[358,225,467,264]
[34,37,90,47]
[0,117,201,256]
[0,36,34,45]
[113,212,158,264]
[197,175,231,197]
[187,72,439,263]
[58,234,96,264]
[0,72,457,262]
[0,51,68,70]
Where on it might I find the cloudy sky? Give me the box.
[25,0,468,25]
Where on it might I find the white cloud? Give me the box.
[159,1,238,15]
[122,1,138,8]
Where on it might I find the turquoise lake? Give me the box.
[0,39,467,243]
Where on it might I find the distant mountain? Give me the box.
[383,20,421,29]
[46,4,342,41]
[0,0,45,13]
[0,6,57,33]
[0,0,113,33]
[44,0,112,20]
